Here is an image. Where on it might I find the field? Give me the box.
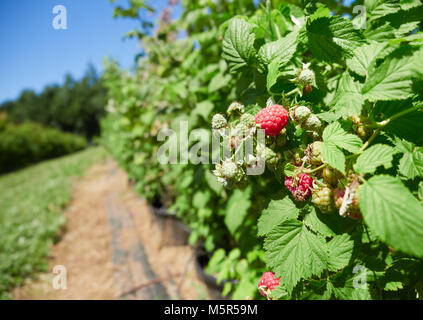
[0,147,106,299]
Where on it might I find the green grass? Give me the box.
[0,147,107,299]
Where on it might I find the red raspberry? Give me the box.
[284,173,313,201]
[255,104,288,136]
[258,271,280,298]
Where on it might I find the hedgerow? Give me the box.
[102,0,423,299]
[0,119,87,173]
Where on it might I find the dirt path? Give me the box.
[13,158,216,300]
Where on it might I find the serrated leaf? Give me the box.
[257,196,299,236]
[359,175,423,257]
[225,188,251,235]
[268,284,289,300]
[321,142,346,174]
[323,122,363,153]
[362,56,414,101]
[399,147,423,179]
[365,0,401,20]
[257,30,298,70]
[266,60,280,93]
[303,16,364,62]
[330,73,364,119]
[303,207,337,237]
[364,22,396,41]
[384,281,404,291]
[411,47,423,78]
[264,220,328,293]
[222,18,256,73]
[354,144,396,174]
[327,234,354,272]
[346,41,387,77]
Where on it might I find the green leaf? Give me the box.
[363,22,395,41]
[303,207,337,237]
[193,101,214,121]
[354,144,396,174]
[321,142,346,174]
[330,73,364,119]
[303,16,364,62]
[225,188,251,235]
[192,190,211,209]
[362,56,414,101]
[411,47,423,78]
[346,41,387,77]
[268,284,289,300]
[327,234,354,272]
[264,220,328,293]
[266,60,280,93]
[399,147,423,179]
[365,0,401,20]
[323,122,363,153]
[208,73,231,93]
[258,196,299,236]
[331,267,372,300]
[205,170,223,194]
[222,18,256,73]
[418,182,423,201]
[359,175,423,257]
[257,30,298,70]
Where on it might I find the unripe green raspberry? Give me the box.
[322,167,341,187]
[291,105,311,123]
[240,113,256,128]
[264,147,278,168]
[212,113,227,130]
[276,129,287,146]
[234,122,249,135]
[221,159,238,178]
[227,102,245,115]
[351,115,372,140]
[302,114,322,131]
[297,63,315,86]
[312,185,334,213]
[287,148,304,166]
[306,141,323,165]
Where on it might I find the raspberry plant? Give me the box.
[102,0,423,299]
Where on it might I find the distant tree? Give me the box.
[1,64,107,139]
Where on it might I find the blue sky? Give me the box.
[0,0,182,104]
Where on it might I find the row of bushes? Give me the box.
[0,120,87,173]
[102,0,423,300]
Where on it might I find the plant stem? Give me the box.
[359,127,381,152]
[304,163,327,174]
[360,104,422,153]
[286,88,299,97]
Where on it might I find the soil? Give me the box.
[13,158,219,300]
